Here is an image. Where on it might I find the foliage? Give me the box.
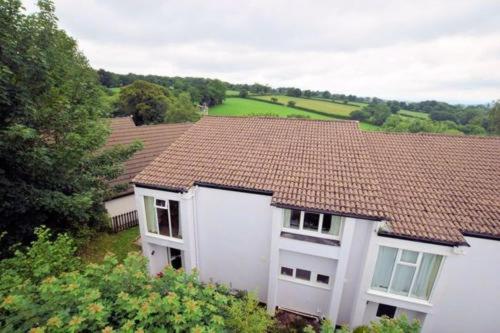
[489,101,500,134]
[98,69,226,107]
[165,92,201,123]
[315,315,420,333]
[288,100,297,107]
[286,88,302,97]
[78,227,140,263]
[239,89,249,98]
[0,227,274,332]
[0,0,140,257]
[271,97,279,103]
[350,110,371,121]
[360,103,392,126]
[116,80,170,125]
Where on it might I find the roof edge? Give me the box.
[134,182,187,193]
[271,203,383,222]
[194,181,273,196]
[462,231,500,242]
[377,230,470,247]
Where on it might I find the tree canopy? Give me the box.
[0,0,140,257]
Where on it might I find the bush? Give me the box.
[239,90,249,98]
[350,110,371,121]
[317,315,420,333]
[271,97,278,103]
[287,101,296,107]
[0,228,274,332]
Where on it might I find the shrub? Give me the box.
[0,228,274,332]
[239,90,249,98]
[271,97,278,103]
[317,315,420,333]
[287,101,296,107]
[350,110,371,121]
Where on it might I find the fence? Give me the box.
[110,210,139,233]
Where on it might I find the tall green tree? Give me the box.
[488,100,500,134]
[165,92,200,123]
[116,80,170,125]
[0,0,140,257]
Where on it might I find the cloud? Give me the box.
[22,0,500,103]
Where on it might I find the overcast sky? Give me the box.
[23,0,500,104]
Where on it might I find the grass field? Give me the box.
[225,89,240,96]
[79,227,140,263]
[253,95,361,118]
[210,97,379,131]
[398,109,430,119]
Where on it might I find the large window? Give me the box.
[283,209,342,239]
[144,196,182,239]
[371,246,443,300]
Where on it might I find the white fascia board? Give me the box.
[376,235,455,256]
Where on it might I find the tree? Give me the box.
[350,110,370,121]
[322,91,332,99]
[0,227,274,332]
[288,101,297,107]
[363,103,392,126]
[165,92,201,123]
[488,101,500,134]
[0,0,140,257]
[270,97,278,103]
[286,88,302,97]
[116,80,170,125]
[303,90,313,98]
[239,90,249,98]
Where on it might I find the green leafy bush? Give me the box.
[0,227,273,332]
[317,315,420,333]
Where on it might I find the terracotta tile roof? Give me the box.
[133,116,500,245]
[106,117,193,197]
[364,132,500,245]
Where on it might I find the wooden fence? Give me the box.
[110,210,138,233]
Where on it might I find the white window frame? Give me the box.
[144,196,183,241]
[371,247,444,301]
[283,210,343,240]
[279,266,332,290]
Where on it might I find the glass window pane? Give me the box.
[322,214,341,236]
[144,196,158,233]
[283,209,291,228]
[401,250,418,264]
[411,254,443,299]
[295,269,311,281]
[169,200,181,239]
[157,208,170,236]
[155,199,166,207]
[391,264,416,295]
[281,267,293,276]
[317,274,330,284]
[289,210,301,229]
[371,246,397,291]
[169,248,183,270]
[303,213,320,231]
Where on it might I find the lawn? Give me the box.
[253,95,361,117]
[225,89,240,96]
[79,227,141,263]
[398,109,430,119]
[210,97,334,120]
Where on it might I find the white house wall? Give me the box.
[194,186,273,301]
[422,237,500,333]
[105,194,136,217]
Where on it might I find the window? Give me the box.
[283,209,342,239]
[371,246,443,300]
[144,196,182,239]
[168,248,183,269]
[376,304,396,318]
[281,266,293,277]
[295,269,311,281]
[316,274,330,285]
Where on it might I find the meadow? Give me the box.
[253,95,361,118]
[397,109,430,119]
[210,97,379,131]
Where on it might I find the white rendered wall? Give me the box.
[336,218,375,325]
[105,194,136,217]
[277,250,336,316]
[195,187,273,301]
[422,237,500,333]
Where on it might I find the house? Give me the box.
[132,116,500,332]
[104,117,192,219]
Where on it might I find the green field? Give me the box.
[210,97,379,131]
[398,109,430,119]
[253,95,361,118]
[225,89,240,96]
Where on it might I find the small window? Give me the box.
[295,269,311,281]
[303,212,320,231]
[169,200,181,238]
[155,199,166,207]
[281,267,293,277]
[322,214,341,236]
[316,274,330,285]
[401,250,418,264]
[157,207,170,237]
[376,303,396,318]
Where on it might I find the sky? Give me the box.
[23,0,500,104]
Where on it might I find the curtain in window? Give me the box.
[411,253,443,299]
[144,196,158,233]
[283,209,291,228]
[322,214,342,236]
[371,246,397,291]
